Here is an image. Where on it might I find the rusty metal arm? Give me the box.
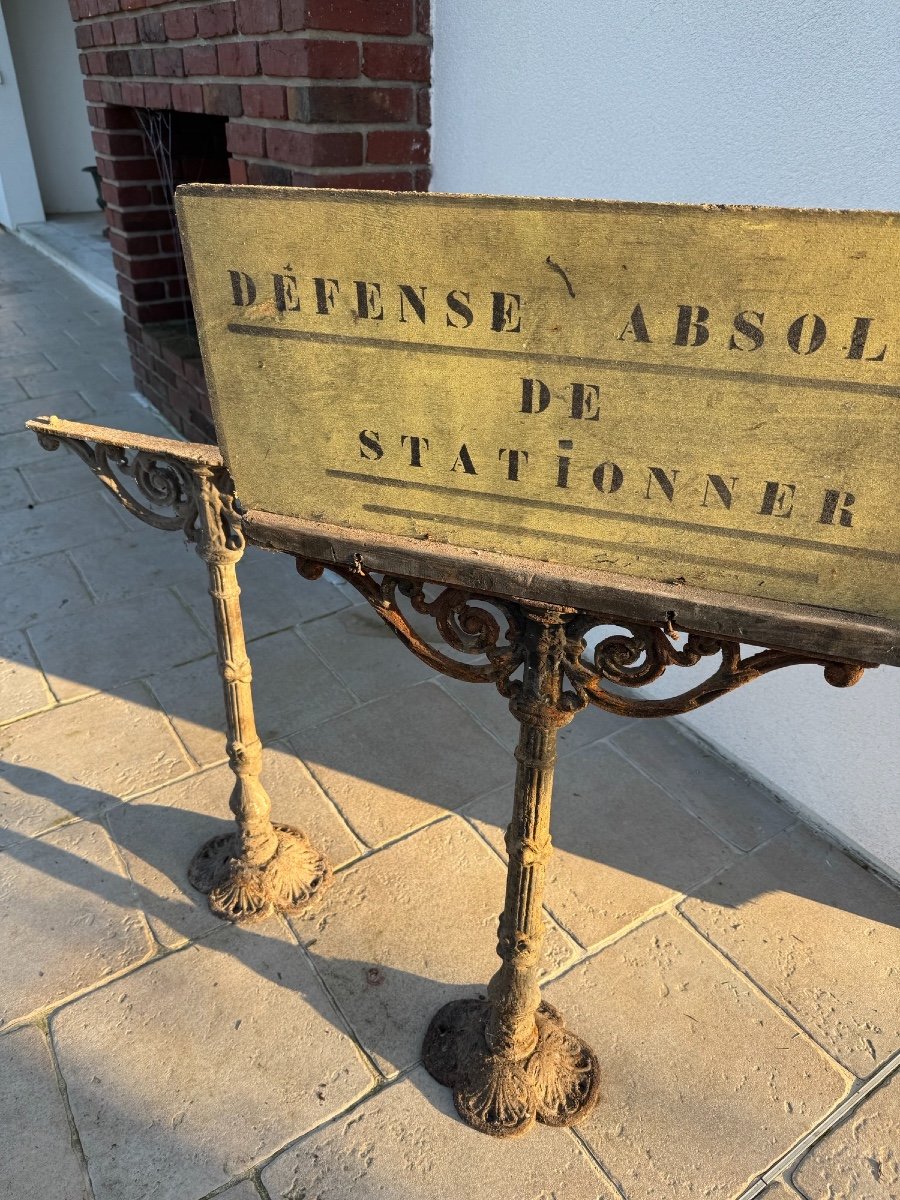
[298,556,868,721]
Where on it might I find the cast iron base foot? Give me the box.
[188,823,333,922]
[422,997,600,1138]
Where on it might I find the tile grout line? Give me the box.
[760,1048,900,1184]
[570,1127,628,1198]
[670,906,858,1085]
[284,914,385,1087]
[40,1015,98,1200]
[606,729,790,857]
[0,931,165,1040]
[99,807,173,959]
[290,619,389,709]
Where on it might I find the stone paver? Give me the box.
[19,440,111,501]
[211,1183,262,1200]
[0,489,128,566]
[0,427,58,468]
[71,527,350,639]
[439,672,631,755]
[0,629,53,723]
[0,465,30,507]
[0,821,152,1025]
[0,682,193,845]
[793,1067,900,1197]
[68,528,210,604]
[29,587,213,702]
[80,392,178,436]
[612,721,794,851]
[150,629,355,766]
[0,378,27,404]
[681,826,900,1076]
[0,390,92,436]
[261,1066,616,1200]
[0,352,56,383]
[108,745,361,948]
[546,914,848,1200]
[0,1025,89,1200]
[179,544,352,643]
[0,554,93,634]
[466,740,736,948]
[210,1183,261,1200]
[300,603,436,701]
[53,917,375,1200]
[293,815,577,1076]
[21,369,121,401]
[761,1186,803,1199]
[294,681,513,847]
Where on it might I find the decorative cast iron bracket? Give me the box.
[298,557,866,716]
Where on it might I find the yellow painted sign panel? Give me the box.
[177,186,900,624]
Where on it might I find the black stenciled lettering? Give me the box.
[787,313,826,355]
[759,481,796,518]
[729,311,765,352]
[645,467,679,502]
[617,304,652,343]
[846,316,887,362]
[398,284,427,324]
[401,434,429,467]
[355,281,384,321]
[701,475,738,509]
[228,270,256,307]
[358,430,383,461]
[446,290,474,329]
[592,462,624,494]
[492,292,522,333]
[556,439,573,489]
[521,378,550,413]
[499,448,529,480]
[820,489,855,527]
[570,382,600,421]
[272,269,300,313]
[451,444,477,474]
[674,305,710,348]
[314,277,339,314]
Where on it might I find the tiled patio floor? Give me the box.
[0,227,898,1199]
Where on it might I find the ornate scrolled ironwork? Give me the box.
[34,425,202,538]
[299,557,526,691]
[299,557,867,720]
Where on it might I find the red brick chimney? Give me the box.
[69,0,432,440]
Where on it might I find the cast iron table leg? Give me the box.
[422,608,600,1136]
[187,465,333,921]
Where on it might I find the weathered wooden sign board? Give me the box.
[176,186,900,666]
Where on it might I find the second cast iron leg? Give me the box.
[422,608,600,1136]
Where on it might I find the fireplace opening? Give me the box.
[112,108,231,441]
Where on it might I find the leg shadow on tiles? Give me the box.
[0,763,485,1059]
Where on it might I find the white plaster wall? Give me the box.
[432,0,900,878]
[3,0,97,214]
[0,2,43,228]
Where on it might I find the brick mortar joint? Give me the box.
[88,72,431,85]
[77,23,432,47]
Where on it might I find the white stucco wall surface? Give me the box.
[432,0,900,879]
[0,3,43,228]
[3,0,97,214]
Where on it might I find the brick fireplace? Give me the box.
[68,0,432,441]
